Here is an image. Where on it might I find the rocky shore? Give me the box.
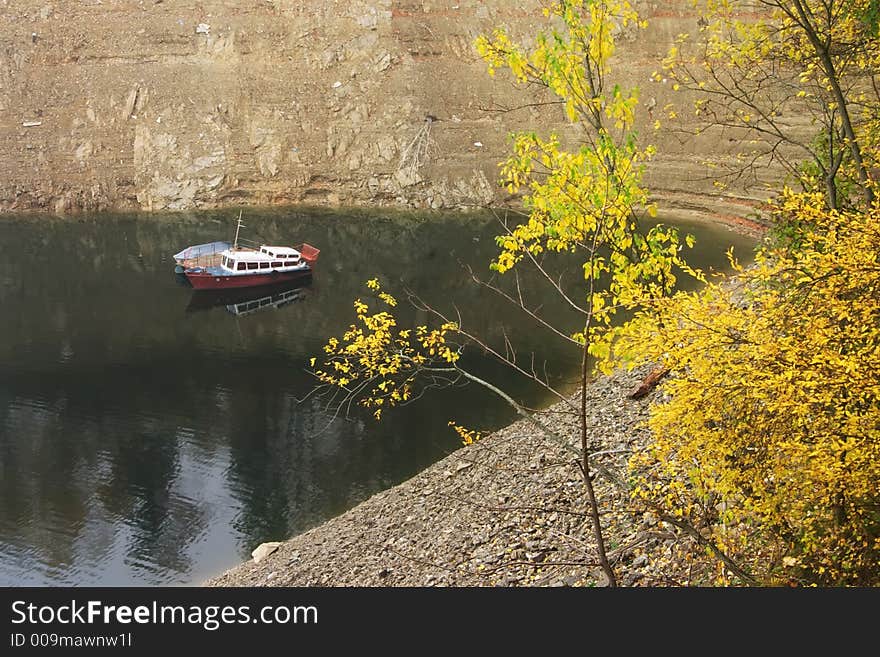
[205,364,713,587]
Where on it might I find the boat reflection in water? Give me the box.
[185,272,313,316]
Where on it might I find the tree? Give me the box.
[613,0,880,585]
[662,0,879,210]
[308,0,699,587]
[616,188,880,586]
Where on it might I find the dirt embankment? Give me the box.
[2,0,784,229]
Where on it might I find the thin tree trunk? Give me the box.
[790,0,875,206]
[579,344,617,587]
[434,364,618,586]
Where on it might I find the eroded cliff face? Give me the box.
[0,1,787,222]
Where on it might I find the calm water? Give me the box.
[0,206,756,586]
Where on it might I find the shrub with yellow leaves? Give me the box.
[613,188,880,585]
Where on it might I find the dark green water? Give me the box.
[0,206,756,586]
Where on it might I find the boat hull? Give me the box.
[186,274,312,313]
[184,267,312,290]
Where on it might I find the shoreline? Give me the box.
[204,366,708,587]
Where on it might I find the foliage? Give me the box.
[616,188,880,585]
[616,0,880,586]
[662,0,880,209]
[310,0,703,587]
[311,279,461,421]
[448,421,484,446]
[313,0,700,441]
[308,0,880,588]
[475,0,700,360]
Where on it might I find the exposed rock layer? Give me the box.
[1,1,785,224]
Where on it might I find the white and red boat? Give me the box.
[174,213,319,290]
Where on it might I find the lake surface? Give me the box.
[0,206,756,586]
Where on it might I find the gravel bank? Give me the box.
[205,365,709,587]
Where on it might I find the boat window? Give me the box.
[267,251,275,257]
[237,262,246,271]
[272,261,282,268]
[259,262,269,269]
[247,262,259,270]
[284,260,296,267]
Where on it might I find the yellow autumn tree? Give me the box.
[662,0,879,210]
[310,0,701,587]
[613,187,880,586]
[311,0,880,587]
[598,0,880,586]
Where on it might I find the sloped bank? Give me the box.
[204,365,713,587]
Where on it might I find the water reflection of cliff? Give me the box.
[0,208,757,585]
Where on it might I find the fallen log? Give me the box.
[628,365,670,400]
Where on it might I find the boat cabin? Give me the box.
[219,245,303,273]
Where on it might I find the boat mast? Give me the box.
[233,209,243,250]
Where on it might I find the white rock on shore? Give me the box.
[251,542,283,564]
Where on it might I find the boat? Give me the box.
[175,212,320,290]
[185,274,313,315]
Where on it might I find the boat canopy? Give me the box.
[173,241,232,262]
